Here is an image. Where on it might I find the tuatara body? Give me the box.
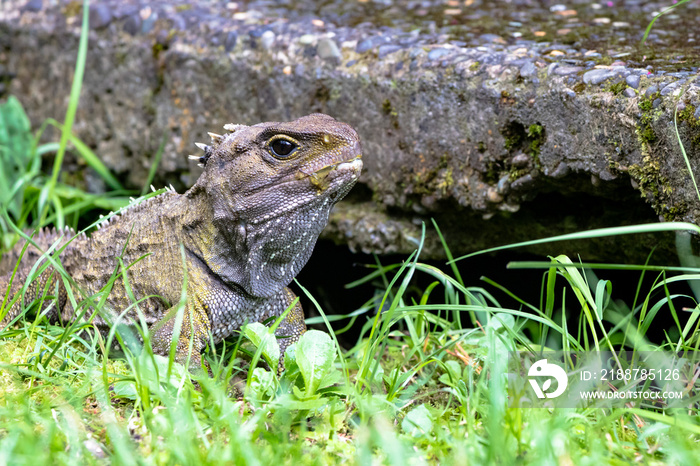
[0,113,362,365]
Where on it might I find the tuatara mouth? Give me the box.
[303,155,363,192]
[332,156,363,177]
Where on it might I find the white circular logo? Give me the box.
[528,359,568,399]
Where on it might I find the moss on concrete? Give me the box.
[678,103,700,149]
[637,92,661,145]
[606,81,627,96]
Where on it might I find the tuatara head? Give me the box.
[186,113,362,298]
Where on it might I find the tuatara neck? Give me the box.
[178,181,328,300]
[178,182,264,298]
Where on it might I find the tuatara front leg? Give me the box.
[150,301,212,368]
[262,287,307,357]
[150,280,306,368]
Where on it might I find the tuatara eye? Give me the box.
[269,138,298,159]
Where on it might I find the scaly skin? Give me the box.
[0,113,362,366]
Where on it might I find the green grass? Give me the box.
[1,216,699,464]
[1,1,700,463]
[640,0,695,46]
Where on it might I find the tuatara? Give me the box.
[0,113,362,365]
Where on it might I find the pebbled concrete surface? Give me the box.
[1,0,699,260]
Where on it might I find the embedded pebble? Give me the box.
[398,34,419,46]
[660,82,680,96]
[519,61,536,77]
[499,203,521,213]
[356,36,386,54]
[141,14,156,34]
[583,69,616,85]
[123,14,141,35]
[497,175,511,195]
[553,65,583,76]
[625,74,640,89]
[224,31,238,52]
[550,162,570,179]
[355,38,373,54]
[260,30,275,50]
[427,48,452,61]
[511,154,530,167]
[299,34,316,45]
[480,34,506,44]
[409,47,425,59]
[22,0,43,12]
[89,4,112,29]
[317,38,341,61]
[486,187,503,204]
[623,88,636,98]
[511,174,534,190]
[378,44,402,58]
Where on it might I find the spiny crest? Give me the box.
[188,142,213,168]
[223,123,245,133]
[37,225,78,238]
[34,225,86,242]
[187,123,247,167]
[95,188,177,231]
